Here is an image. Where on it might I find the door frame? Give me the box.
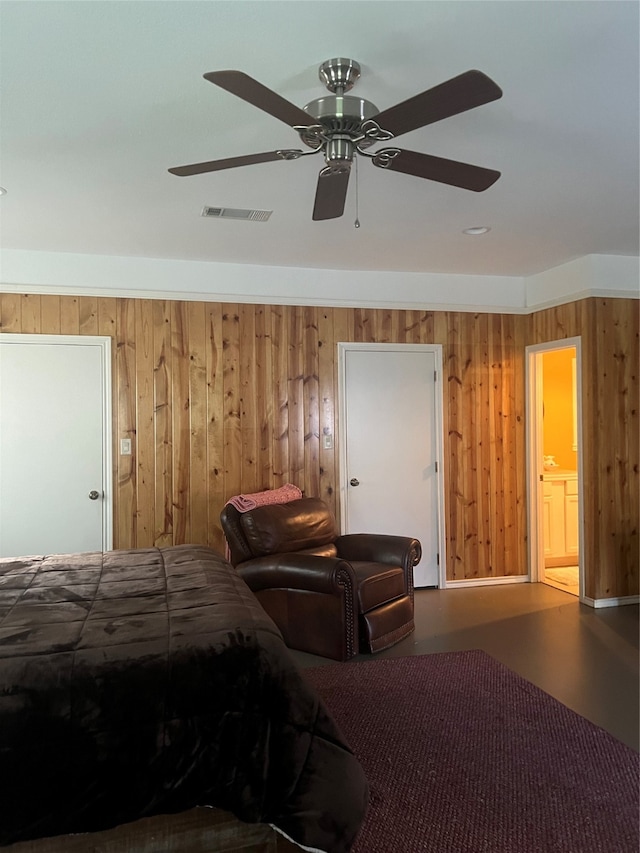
[337,342,447,588]
[0,333,113,551]
[525,336,584,600]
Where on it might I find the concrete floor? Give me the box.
[290,582,640,751]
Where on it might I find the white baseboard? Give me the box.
[442,575,529,589]
[580,595,640,608]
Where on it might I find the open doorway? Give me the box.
[526,338,583,599]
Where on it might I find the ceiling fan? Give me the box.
[169,58,503,221]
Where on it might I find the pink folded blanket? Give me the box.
[225,483,302,513]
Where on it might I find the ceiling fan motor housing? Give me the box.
[301,94,379,152]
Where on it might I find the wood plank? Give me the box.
[578,299,596,599]
[239,304,259,494]
[390,309,405,342]
[59,296,80,335]
[271,305,289,488]
[152,300,173,547]
[474,313,491,577]
[303,306,320,498]
[115,299,137,549]
[445,312,465,580]
[40,295,61,334]
[20,294,41,333]
[461,314,479,579]
[432,311,450,576]
[593,299,613,597]
[79,296,99,335]
[510,314,527,575]
[206,303,225,553]
[333,306,355,345]
[287,306,305,491]
[354,308,368,342]
[405,310,422,344]
[187,301,209,545]
[487,314,505,578]
[222,304,242,501]
[97,298,117,339]
[374,308,392,343]
[318,308,337,511]
[98,297,119,535]
[0,293,21,332]
[420,311,435,344]
[255,304,273,491]
[171,301,191,544]
[134,299,155,547]
[366,308,379,342]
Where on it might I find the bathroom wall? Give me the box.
[542,348,577,470]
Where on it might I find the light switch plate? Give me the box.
[120,438,132,456]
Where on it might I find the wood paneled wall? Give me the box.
[528,298,639,599]
[1,293,527,582]
[1,291,637,597]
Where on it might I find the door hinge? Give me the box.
[436,553,440,565]
[435,460,438,473]
[434,370,437,382]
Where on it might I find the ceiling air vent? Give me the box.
[201,206,272,221]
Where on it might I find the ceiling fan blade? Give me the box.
[373,70,502,139]
[168,150,301,177]
[312,168,351,221]
[372,148,500,192]
[204,70,315,128]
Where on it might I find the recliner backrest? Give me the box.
[239,497,338,558]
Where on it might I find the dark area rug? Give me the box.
[305,650,639,853]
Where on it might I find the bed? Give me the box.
[0,545,368,852]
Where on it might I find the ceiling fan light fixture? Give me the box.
[324,136,355,166]
[463,226,491,235]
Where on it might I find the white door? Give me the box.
[0,335,112,557]
[339,343,445,587]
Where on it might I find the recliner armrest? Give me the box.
[335,534,422,572]
[237,553,357,595]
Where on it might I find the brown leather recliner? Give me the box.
[220,497,421,661]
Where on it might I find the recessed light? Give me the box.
[463,226,490,235]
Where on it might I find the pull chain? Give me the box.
[354,154,360,228]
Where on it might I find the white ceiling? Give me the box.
[0,0,638,279]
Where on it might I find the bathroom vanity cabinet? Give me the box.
[543,470,579,567]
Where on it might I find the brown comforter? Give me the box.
[0,545,368,851]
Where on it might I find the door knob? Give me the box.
[88,490,100,501]
[350,478,360,487]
